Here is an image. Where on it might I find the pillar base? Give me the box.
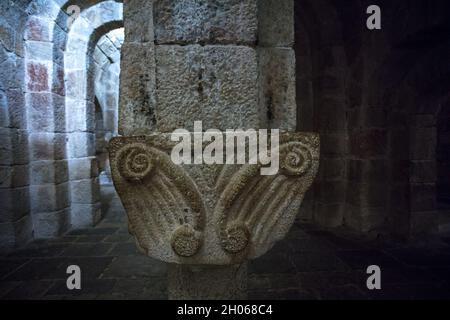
[168,263,247,300]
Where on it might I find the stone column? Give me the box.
[168,264,247,300]
[112,0,319,300]
[119,0,297,135]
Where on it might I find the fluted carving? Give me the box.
[109,133,319,265]
[215,133,319,256]
[109,136,206,260]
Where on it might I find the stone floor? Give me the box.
[1,186,450,300]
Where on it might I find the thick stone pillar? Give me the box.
[168,264,247,300]
[112,0,319,299]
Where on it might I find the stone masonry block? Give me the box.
[0,128,13,165]
[0,43,8,65]
[0,215,33,251]
[155,45,259,131]
[410,128,436,161]
[410,161,436,184]
[30,132,67,161]
[317,97,347,133]
[52,65,65,96]
[348,160,388,183]
[27,92,65,132]
[65,69,87,99]
[84,0,123,27]
[25,16,53,42]
[0,18,15,52]
[258,0,294,47]
[0,187,30,223]
[319,133,348,157]
[71,202,102,228]
[31,160,69,185]
[30,182,70,214]
[32,209,70,238]
[67,132,95,159]
[65,51,86,70]
[25,40,53,61]
[93,47,109,66]
[68,157,99,181]
[6,89,27,129]
[0,166,12,188]
[314,202,345,228]
[0,165,29,189]
[66,99,95,133]
[410,183,436,212]
[70,178,100,204]
[316,181,346,204]
[0,89,8,128]
[410,211,438,237]
[154,0,257,45]
[347,105,387,129]
[103,109,117,132]
[346,182,388,208]
[349,129,387,158]
[0,129,29,165]
[27,61,49,92]
[345,205,387,234]
[2,56,24,90]
[26,0,61,20]
[12,130,29,164]
[318,159,346,181]
[98,37,118,58]
[119,42,156,135]
[65,33,89,55]
[258,48,296,130]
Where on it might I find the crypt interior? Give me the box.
[0,0,450,299]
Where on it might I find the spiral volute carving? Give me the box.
[171,224,202,257]
[221,223,250,254]
[280,142,313,176]
[117,144,154,181]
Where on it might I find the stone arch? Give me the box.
[93,28,123,186]
[372,15,450,238]
[436,96,450,233]
[65,1,123,228]
[23,0,123,238]
[294,0,350,228]
[0,1,37,250]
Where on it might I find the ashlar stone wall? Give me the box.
[119,0,296,135]
[0,0,32,251]
[0,0,123,251]
[93,28,123,184]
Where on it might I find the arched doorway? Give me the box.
[437,100,450,232]
[23,0,123,239]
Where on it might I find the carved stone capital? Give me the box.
[109,132,319,265]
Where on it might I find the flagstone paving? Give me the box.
[1,187,450,300]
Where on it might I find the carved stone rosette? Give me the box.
[109,132,319,265]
